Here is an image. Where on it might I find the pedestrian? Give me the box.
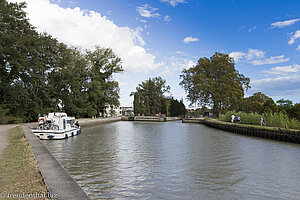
[237,116,241,123]
[260,116,263,126]
[231,114,235,124]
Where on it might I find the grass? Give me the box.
[219,111,300,130]
[205,118,300,135]
[0,126,48,198]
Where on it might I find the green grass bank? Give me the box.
[0,126,48,198]
[219,111,300,130]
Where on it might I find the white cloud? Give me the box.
[288,30,300,45]
[183,36,199,43]
[271,19,300,28]
[262,64,300,75]
[250,63,300,98]
[229,52,246,62]
[137,4,160,18]
[160,0,185,7]
[252,55,290,65]
[297,45,300,51]
[119,82,129,87]
[248,27,257,32]
[251,75,300,96]
[10,0,161,73]
[229,49,265,62]
[230,49,289,65]
[159,56,195,75]
[164,15,171,22]
[185,60,196,69]
[246,49,265,60]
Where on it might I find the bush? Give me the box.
[219,111,300,130]
[219,111,261,125]
[263,111,300,130]
[0,107,22,124]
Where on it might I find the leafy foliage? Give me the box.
[0,1,123,123]
[131,77,170,116]
[219,111,300,130]
[180,52,250,117]
[169,98,186,117]
[240,92,278,114]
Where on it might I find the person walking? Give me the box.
[260,116,264,126]
[231,114,235,124]
[237,116,241,123]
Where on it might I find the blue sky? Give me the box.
[11,0,300,107]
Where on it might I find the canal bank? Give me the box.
[121,116,181,122]
[22,117,122,199]
[42,120,300,199]
[78,117,121,127]
[23,126,90,200]
[183,118,300,144]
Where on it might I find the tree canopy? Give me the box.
[240,92,278,114]
[0,0,123,123]
[169,98,186,117]
[131,77,170,116]
[180,52,250,117]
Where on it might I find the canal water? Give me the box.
[43,121,300,200]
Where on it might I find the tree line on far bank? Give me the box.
[179,52,300,129]
[131,52,299,126]
[0,1,123,123]
[131,77,186,117]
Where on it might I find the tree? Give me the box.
[131,77,170,116]
[180,52,250,117]
[240,92,278,114]
[276,98,293,114]
[289,103,300,121]
[169,98,186,117]
[0,0,124,122]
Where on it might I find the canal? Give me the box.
[43,121,300,199]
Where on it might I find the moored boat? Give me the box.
[31,112,81,140]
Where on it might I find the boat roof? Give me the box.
[47,113,75,120]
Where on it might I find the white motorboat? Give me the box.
[31,112,81,140]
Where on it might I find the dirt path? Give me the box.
[0,125,16,158]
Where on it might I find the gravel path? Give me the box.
[0,125,16,158]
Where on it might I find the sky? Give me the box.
[9,0,300,107]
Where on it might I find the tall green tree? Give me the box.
[131,77,170,116]
[0,0,124,122]
[240,92,278,114]
[169,98,186,117]
[276,98,293,114]
[180,52,250,117]
[289,103,300,121]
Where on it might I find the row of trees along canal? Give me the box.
[0,1,123,123]
[130,77,186,117]
[179,52,300,128]
[1,1,299,125]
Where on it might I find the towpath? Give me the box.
[0,125,16,158]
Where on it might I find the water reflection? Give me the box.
[43,121,300,200]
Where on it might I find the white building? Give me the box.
[104,105,121,117]
[120,106,134,116]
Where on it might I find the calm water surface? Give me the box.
[43,121,300,200]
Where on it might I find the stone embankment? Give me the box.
[183,118,300,144]
[78,117,121,126]
[20,117,122,200]
[23,126,90,200]
[121,116,181,122]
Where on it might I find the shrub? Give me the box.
[219,111,300,130]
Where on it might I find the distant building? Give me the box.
[104,105,121,117]
[120,106,134,116]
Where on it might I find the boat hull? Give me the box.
[32,128,81,140]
